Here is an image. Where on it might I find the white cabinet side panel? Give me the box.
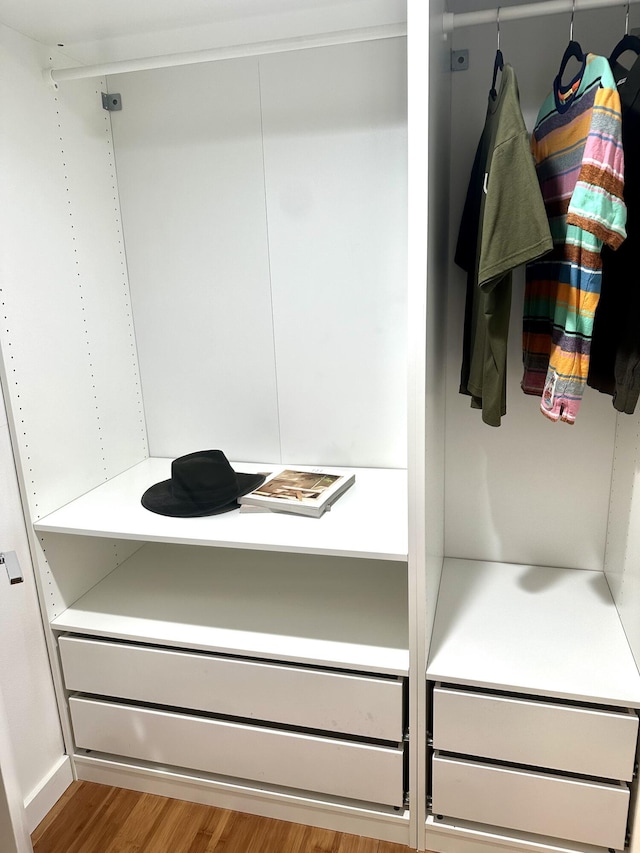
[109,59,280,462]
[55,77,148,478]
[443,12,622,571]
[259,39,408,468]
[605,412,640,673]
[0,29,146,521]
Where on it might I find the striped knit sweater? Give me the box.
[522,54,627,424]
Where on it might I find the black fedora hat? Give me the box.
[141,450,266,517]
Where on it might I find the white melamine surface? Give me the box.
[59,636,404,741]
[35,457,407,560]
[109,58,280,463]
[427,559,640,707]
[0,31,147,522]
[109,38,407,469]
[431,753,629,850]
[69,697,405,807]
[259,38,407,468]
[52,542,409,675]
[432,686,638,780]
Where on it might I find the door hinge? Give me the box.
[102,92,122,111]
[0,551,23,584]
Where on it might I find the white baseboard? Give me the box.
[74,753,410,845]
[24,756,73,833]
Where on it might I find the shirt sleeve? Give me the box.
[566,84,627,250]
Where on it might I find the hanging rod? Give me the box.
[43,23,406,88]
[445,0,639,31]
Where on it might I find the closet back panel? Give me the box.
[0,28,147,522]
[109,37,407,468]
[444,9,626,572]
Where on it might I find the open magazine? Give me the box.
[238,468,355,517]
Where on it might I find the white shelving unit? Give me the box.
[5,0,640,851]
[34,458,408,561]
[0,11,420,839]
[50,542,409,675]
[427,559,640,707]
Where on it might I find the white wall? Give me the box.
[0,379,68,831]
[444,8,628,572]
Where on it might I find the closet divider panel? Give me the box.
[444,10,623,572]
[259,38,408,469]
[107,60,280,463]
[0,29,146,522]
[605,412,640,672]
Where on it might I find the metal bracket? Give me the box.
[1,551,23,585]
[451,49,469,71]
[102,92,122,111]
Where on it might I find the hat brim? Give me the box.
[141,471,266,518]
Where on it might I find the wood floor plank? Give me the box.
[31,781,417,853]
[184,805,233,853]
[66,786,141,853]
[336,833,379,852]
[32,781,115,852]
[206,809,262,852]
[299,825,341,853]
[378,842,413,853]
[101,792,173,853]
[139,798,208,853]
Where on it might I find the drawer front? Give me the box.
[59,635,403,741]
[69,697,405,807]
[433,685,638,780]
[431,753,629,850]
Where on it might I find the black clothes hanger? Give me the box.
[610,33,640,64]
[490,7,504,99]
[557,0,585,83]
[610,3,640,66]
[490,49,504,99]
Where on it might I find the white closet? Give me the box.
[1,1,640,852]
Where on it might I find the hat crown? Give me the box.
[171,450,239,506]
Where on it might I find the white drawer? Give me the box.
[59,635,403,741]
[431,752,629,850]
[69,697,405,807]
[433,685,638,780]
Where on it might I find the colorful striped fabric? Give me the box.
[522,54,626,424]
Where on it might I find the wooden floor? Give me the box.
[31,782,416,853]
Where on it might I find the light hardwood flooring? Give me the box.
[31,781,416,852]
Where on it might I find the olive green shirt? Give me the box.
[456,64,552,426]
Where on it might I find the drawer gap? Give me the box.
[70,691,405,747]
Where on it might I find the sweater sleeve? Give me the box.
[566,84,627,250]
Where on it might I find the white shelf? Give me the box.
[427,558,640,708]
[34,458,407,561]
[51,543,409,676]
